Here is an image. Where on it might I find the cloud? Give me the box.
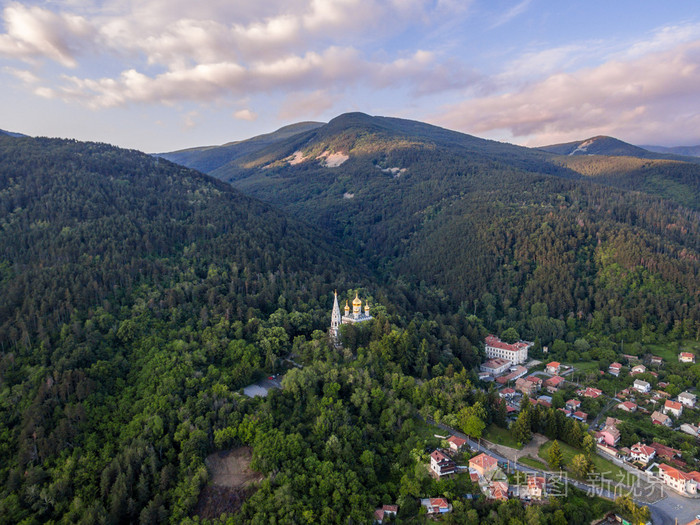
[39,44,462,108]
[490,0,532,29]
[0,3,95,67]
[278,89,337,120]
[434,39,700,146]
[233,108,257,121]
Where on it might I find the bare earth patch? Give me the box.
[318,150,349,167]
[286,150,307,165]
[194,446,264,520]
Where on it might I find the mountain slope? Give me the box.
[537,136,655,157]
[0,133,373,523]
[168,113,700,336]
[156,121,324,174]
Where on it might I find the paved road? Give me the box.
[431,420,700,525]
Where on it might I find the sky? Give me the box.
[2,0,700,152]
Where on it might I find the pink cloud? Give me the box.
[434,40,700,146]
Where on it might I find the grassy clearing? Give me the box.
[644,339,700,362]
[483,423,523,449]
[519,455,548,470]
[571,361,601,372]
[539,440,636,485]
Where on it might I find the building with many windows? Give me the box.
[484,335,531,365]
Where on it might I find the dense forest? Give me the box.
[0,119,698,524]
[170,113,699,342]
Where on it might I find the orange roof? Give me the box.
[547,361,560,367]
[470,452,498,469]
[430,498,449,508]
[447,435,467,447]
[665,400,683,410]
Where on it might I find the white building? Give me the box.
[633,379,651,393]
[678,391,697,409]
[484,335,531,365]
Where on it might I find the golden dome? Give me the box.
[344,300,350,310]
[352,293,362,306]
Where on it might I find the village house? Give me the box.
[608,362,622,377]
[679,352,696,364]
[658,464,700,496]
[617,401,637,412]
[650,356,664,366]
[484,335,531,365]
[650,442,682,463]
[633,379,651,393]
[596,424,621,446]
[420,498,452,515]
[678,391,697,409]
[630,364,647,375]
[480,358,512,376]
[446,435,467,453]
[499,387,516,399]
[536,395,553,408]
[566,399,581,411]
[496,365,529,385]
[545,361,561,375]
[528,475,546,499]
[572,410,588,422]
[663,399,684,418]
[577,387,603,399]
[630,443,656,465]
[430,450,456,477]
[488,481,509,501]
[651,410,672,427]
[373,504,398,524]
[515,377,539,396]
[469,452,499,478]
[545,376,565,392]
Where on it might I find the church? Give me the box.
[330,291,373,338]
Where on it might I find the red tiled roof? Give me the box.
[430,498,449,509]
[546,361,560,368]
[485,335,530,352]
[545,376,565,386]
[665,400,683,411]
[470,452,498,470]
[447,435,467,447]
[609,362,622,369]
[382,505,398,513]
[631,443,655,456]
[501,388,515,394]
[573,411,588,420]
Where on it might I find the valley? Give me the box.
[0,115,698,524]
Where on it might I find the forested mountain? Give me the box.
[537,136,657,158]
[0,128,25,138]
[156,121,324,174]
[0,133,384,523]
[164,112,700,341]
[1,117,699,524]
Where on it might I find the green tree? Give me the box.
[548,440,563,470]
[501,327,520,344]
[571,453,592,478]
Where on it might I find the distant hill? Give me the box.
[157,121,324,173]
[538,135,661,158]
[641,144,700,157]
[0,128,26,138]
[537,135,700,163]
[165,112,699,332]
